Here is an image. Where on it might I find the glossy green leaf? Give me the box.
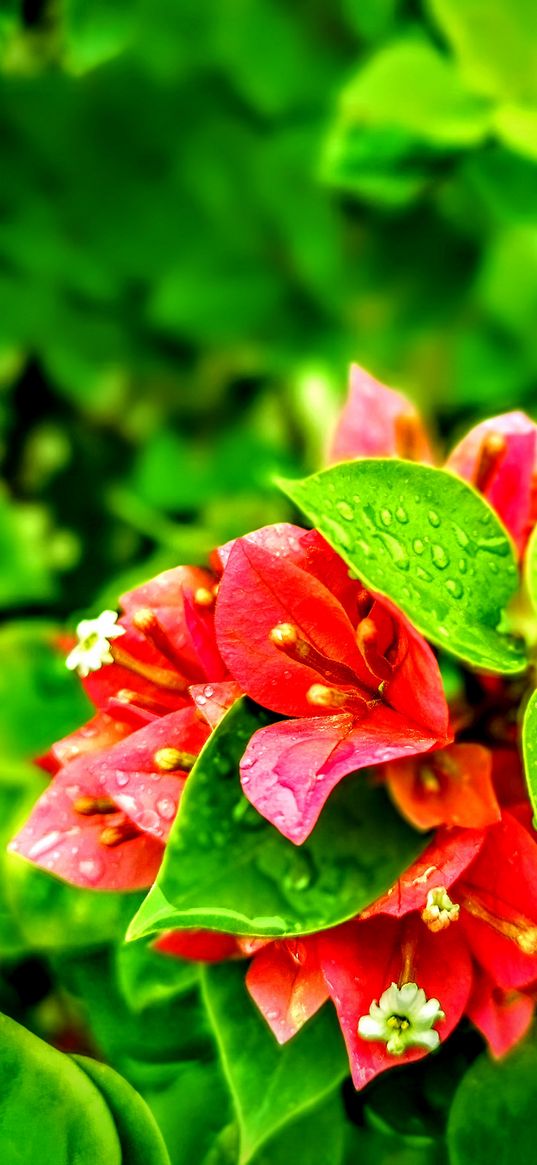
[201,960,348,1164]
[525,521,537,614]
[282,460,525,674]
[0,1011,122,1164]
[127,698,427,942]
[447,1031,537,1164]
[72,1055,171,1165]
[522,689,537,826]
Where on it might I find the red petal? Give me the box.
[328,364,434,464]
[241,710,448,844]
[9,765,163,891]
[36,713,132,776]
[246,938,329,1043]
[460,812,537,988]
[446,412,537,556]
[120,565,214,611]
[216,523,309,571]
[466,968,534,1058]
[155,930,240,962]
[376,596,450,737]
[92,708,210,842]
[317,916,472,1089]
[362,827,485,919]
[491,748,527,809]
[385,744,500,831]
[215,539,371,717]
[189,680,242,728]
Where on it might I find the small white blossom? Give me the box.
[421,886,460,933]
[358,981,445,1056]
[65,610,125,677]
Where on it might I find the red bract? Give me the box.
[215,529,450,842]
[329,365,537,558]
[10,708,210,890]
[82,565,227,725]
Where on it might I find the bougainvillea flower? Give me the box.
[382,743,501,830]
[71,564,228,726]
[215,530,450,842]
[328,364,434,465]
[245,938,330,1043]
[10,708,210,890]
[329,365,537,557]
[364,812,537,990]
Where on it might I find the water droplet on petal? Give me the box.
[138,809,161,833]
[79,857,104,884]
[115,771,129,787]
[157,797,176,821]
[28,831,62,860]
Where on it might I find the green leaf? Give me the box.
[72,1055,171,1165]
[494,105,537,163]
[116,940,199,1013]
[0,1011,122,1164]
[282,460,525,674]
[447,1030,537,1164]
[201,960,348,1164]
[428,0,537,103]
[127,698,427,942]
[337,36,491,146]
[522,689,537,826]
[525,522,537,614]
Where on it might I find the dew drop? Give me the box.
[138,809,161,833]
[413,539,424,555]
[157,797,176,821]
[336,501,354,521]
[395,506,409,524]
[115,771,129,787]
[203,685,215,698]
[488,561,499,574]
[445,578,464,599]
[380,507,393,527]
[28,831,62,860]
[78,857,104,885]
[427,510,441,528]
[431,545,449,570]
[416,566,433,582]
[458,558,467,573]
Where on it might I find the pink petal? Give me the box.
[328,364,434,464]
[241,710,447,844]
[446,412,537,556]
[9,766,163,891]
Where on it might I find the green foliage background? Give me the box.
[2,1,537,1162]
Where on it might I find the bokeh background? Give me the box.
[1,0,537,1142]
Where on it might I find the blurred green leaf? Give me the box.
[429,0,537,102]
[447,1030,537,1164]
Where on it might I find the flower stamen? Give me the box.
[422,886,460,933]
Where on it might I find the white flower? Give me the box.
[358,981,445,1056]
[65,610,125,677]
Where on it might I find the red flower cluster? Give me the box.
[10,362,537,1089]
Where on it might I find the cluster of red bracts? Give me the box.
[9,364,537,1088]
